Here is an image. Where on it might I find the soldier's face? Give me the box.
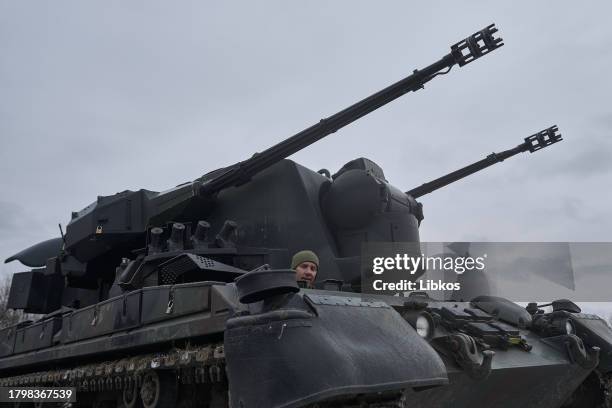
[295,261,318,287]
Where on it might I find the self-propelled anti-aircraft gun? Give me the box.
[1,24,611,408]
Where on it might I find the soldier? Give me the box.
[291,250,319,288]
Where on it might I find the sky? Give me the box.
[1,0,611,296]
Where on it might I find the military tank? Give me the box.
[1,24,611,408]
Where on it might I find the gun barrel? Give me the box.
[406,126,562,199]
[199,24,503,196]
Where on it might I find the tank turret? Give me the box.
[6,24,504,309]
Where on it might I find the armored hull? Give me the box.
[0,285,605,407]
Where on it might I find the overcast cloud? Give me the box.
[1,0,611,296]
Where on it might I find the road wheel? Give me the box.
[139,370,177,408]
[123,380,141,408]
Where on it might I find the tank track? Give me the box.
[18,354,608,408]
[1,345,608,408]
[0,340,410,408]
[0,343,226,391]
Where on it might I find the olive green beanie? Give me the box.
[291,250,319,270]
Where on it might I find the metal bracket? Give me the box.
[542,334,600,370]
[165,288,175,315]
[91,307,98,326]
[432,333,495,380]
[564,334,600,370]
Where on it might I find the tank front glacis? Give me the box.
[1,23,610,408]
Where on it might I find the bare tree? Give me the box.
[0,275,31,327]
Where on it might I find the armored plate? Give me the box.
[0,324,17,357]
[13,318,61,354]
[141,281,219,324]
[62,291,141,343]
